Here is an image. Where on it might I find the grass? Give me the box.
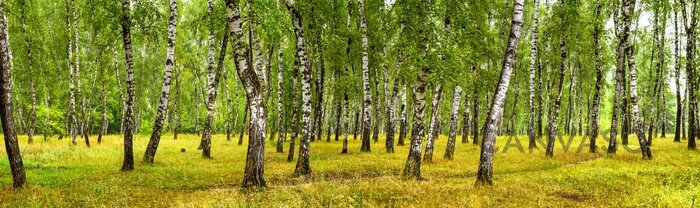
[1,133,699,207]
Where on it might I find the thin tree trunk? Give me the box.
[545,2,567,157]
[674,7,682,143]
[225,75,232,141]
[444,86,462,159]
[315,32,326,143]
[73,0,86,143]
[98,73,108,143]
[276,42,285,152]
[200,0,224,157]
[527,0,539,149]
[66,0,78,145]
[341,92,350,153]
[386,79,399,153]
[476,0,524,185]
[120,0,136,171]
[144,0,178,163]
[680,0,697,149]
[19,0,36,144]
[590,0,603,152]
[472,83,479,145]
[461,89,470,143]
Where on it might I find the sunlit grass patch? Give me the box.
[1,133,698,207]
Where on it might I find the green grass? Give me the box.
[1,133,699,207]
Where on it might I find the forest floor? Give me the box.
[1,133,699,207]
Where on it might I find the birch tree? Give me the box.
[200,0,224,157]
[358,0,372,152]
[120,0,136,171]
[673,4,682,143]
[144,0,178,163]
[444,86,462,159]
[276,42,285,153]
[680,0,697,149]
[287,0,312,176]
[19,0,37,144]
[66,0,78,145]
[0,0,26,188]
[545,0,567,158]
[621,0,652,159]
[527,0,539,150]
[590,0,602,153]
[475,0,523,185]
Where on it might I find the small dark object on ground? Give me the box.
[181,148,186,152]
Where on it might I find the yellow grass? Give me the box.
[1,133,699,207]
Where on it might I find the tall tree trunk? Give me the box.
[120,0,136,171]
[276,42,285,153]
[19,0,36,144]
[66,0,78,145]
[72,0,86,143]
[444,86,462,159]
[622,0,653,159]
[476,0,524,185]
[680,0,697,149]
[674,7,682,143]
[201,0,223,157]
[527,0,539,149]
[144,0,178,163]
[231,0,267,187]
[609,4,625,153]
[423,83,442,163]
[358,0,371,152]
[545,2,567,157]
[287,0,312,176]
[0,1,26,188]
[590,0,603,152]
